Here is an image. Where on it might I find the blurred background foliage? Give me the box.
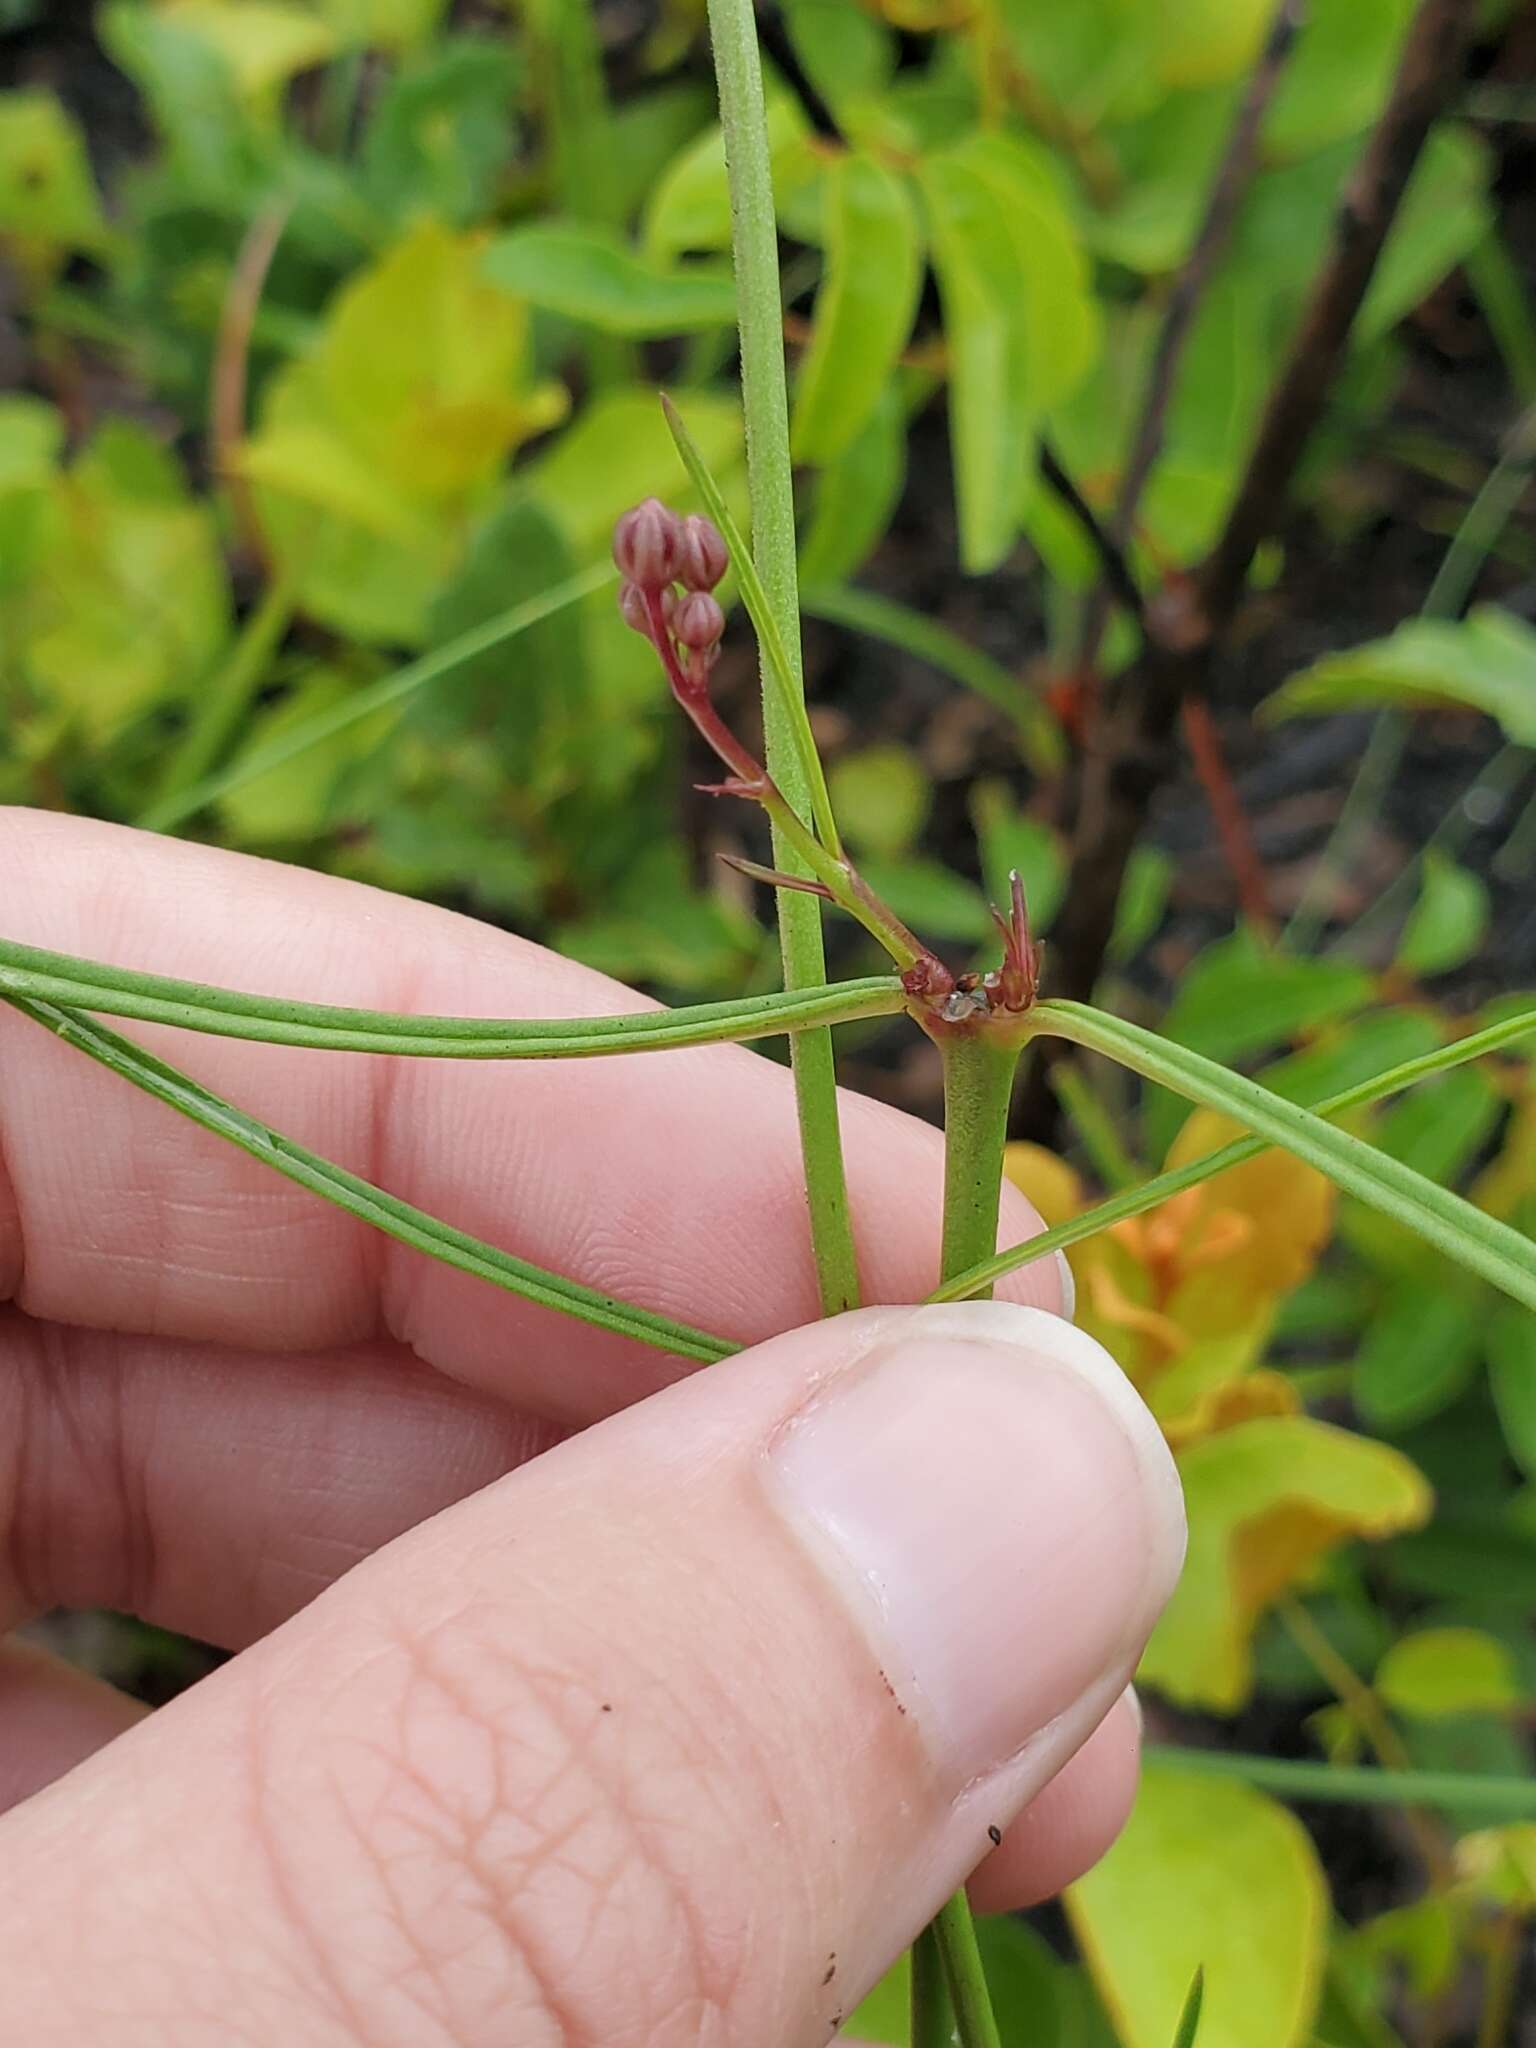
[3,2,1536,2044]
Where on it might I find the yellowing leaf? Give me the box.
[160,0,337,101]
[1067,1763,1327,2048]
[1004,1140,1083,1232]
[1141,1415,1431,1710]
[0,89,108,282]
[315,0,448,51]
[1375,1627,1522,1721]
[1165,1110,1334,1310]
[1154,0,1270,87]
[1455,1824,1536,1911]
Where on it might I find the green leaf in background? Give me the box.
[827,743,931,860]
[1358,129,1494,345]
[0,394,64,594]
[1375,1627,1522,1720]
[791,153,921,464]
[1067,1763,1327,2048]
[525,386,743,558]
[1264,0,1413,159]
[919,133,1097,573]
[1396,851,1491,979]
[856,855,993,942]
[1488,1302,1536,1480]
[18,421,230,746]
[217,660,399,845]
[1162,931,1375,1068]
[971,779,1067,932]
[644,86,821,259]
[1370,1065,1502,1185]
[1352,1273,1483,1433]
[1140,1415,1431,1709]
[0,89,108,280]
[484,223,736,336]
[781,0,895,127]
[801,582,1067,777]
[1262,606,1536,747]
[797,382,909,588]
[155,0,337,109]
[361,36,521,226]
[317,0,449,51]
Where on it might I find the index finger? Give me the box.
[0,810,1066,1422]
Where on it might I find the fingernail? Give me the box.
[768,1302,1183,1788]
[1053,1250,1076,1320]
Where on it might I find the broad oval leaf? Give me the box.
[1140,1414,1431,1710]
[1067,1763,1328,2048]
[483,224,736,337]
[1397,852,1490,979]
[791,152,922,464]
[1376,1627,1522,1720]
[1261,606,1536,748]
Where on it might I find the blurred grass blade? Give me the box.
[1027,1000,1536,1310]
[1147,1746,1536,1820]
[662,393,842,857]
[0,937,907,1057]
[1170,1968,1204,2048]
[6,995,732,1363]
[933,1001,1536,1303]
[138,563,613,833]
[802,583,1066,778]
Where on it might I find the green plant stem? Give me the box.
[706,0,859,1317]
[910,1927,955,2048]
[138,564,613,832]
[1146,1745,1536,1819]
[6,994,732,1363]
[910,1032,1021,2048]
[0,937,906,1058]
[927,1001,1535,1302]
[148,578,296,812]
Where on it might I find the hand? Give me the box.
[0,810,1185,2047]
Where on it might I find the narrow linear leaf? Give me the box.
[140,563,613,832]
[661,395,842,859]
[932,1004,1536,1303]
[791,151,921,465]
[1028,1002,1536,1312]
[482,224,737,337]
[1144,1746,1536,1820]
[802,582,1066,778]
[7,996,732,1363]
[1170,1968,1205,2048]
[0,938,906,1058]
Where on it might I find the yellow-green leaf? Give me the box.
[792,152,921,465]
[1140,1416,1431,1710]
[0,89,107,280]
[1375,1627,1522,1721]
[160,0,337,100]
[1067,1763,1327,2048]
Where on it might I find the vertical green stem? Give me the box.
[705,0,861,1315]
[145,578,295,820]
[912,1030,1021,2048]
[910,1926,956,2048]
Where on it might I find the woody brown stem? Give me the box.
[1040,0,1474,1042]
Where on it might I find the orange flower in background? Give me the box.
[1008,1116,1431,1711]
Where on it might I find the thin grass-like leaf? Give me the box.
[934,1002,1536,1304]
[1146,1745,1536,1820]
[138,563,614,833]
[1169,1967,1205,2048]
[7,996,732,1363]
[1025,1000,1536,1310]
[0,937,905,1058]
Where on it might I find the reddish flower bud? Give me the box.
[673,589,725,653]
[677,514,729,592]
[613,497,683,587]
[617,580,649,634]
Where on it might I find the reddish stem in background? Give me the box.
[211,203,291,573]
[1179,694,1276,938]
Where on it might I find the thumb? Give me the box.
[0,1301,1184,2048]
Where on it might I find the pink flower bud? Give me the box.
[677,514,729,592]
[613,497,683,587]
[673,590,725,653]
[617,580,649,633]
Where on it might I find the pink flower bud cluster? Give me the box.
[614,499,728,671]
